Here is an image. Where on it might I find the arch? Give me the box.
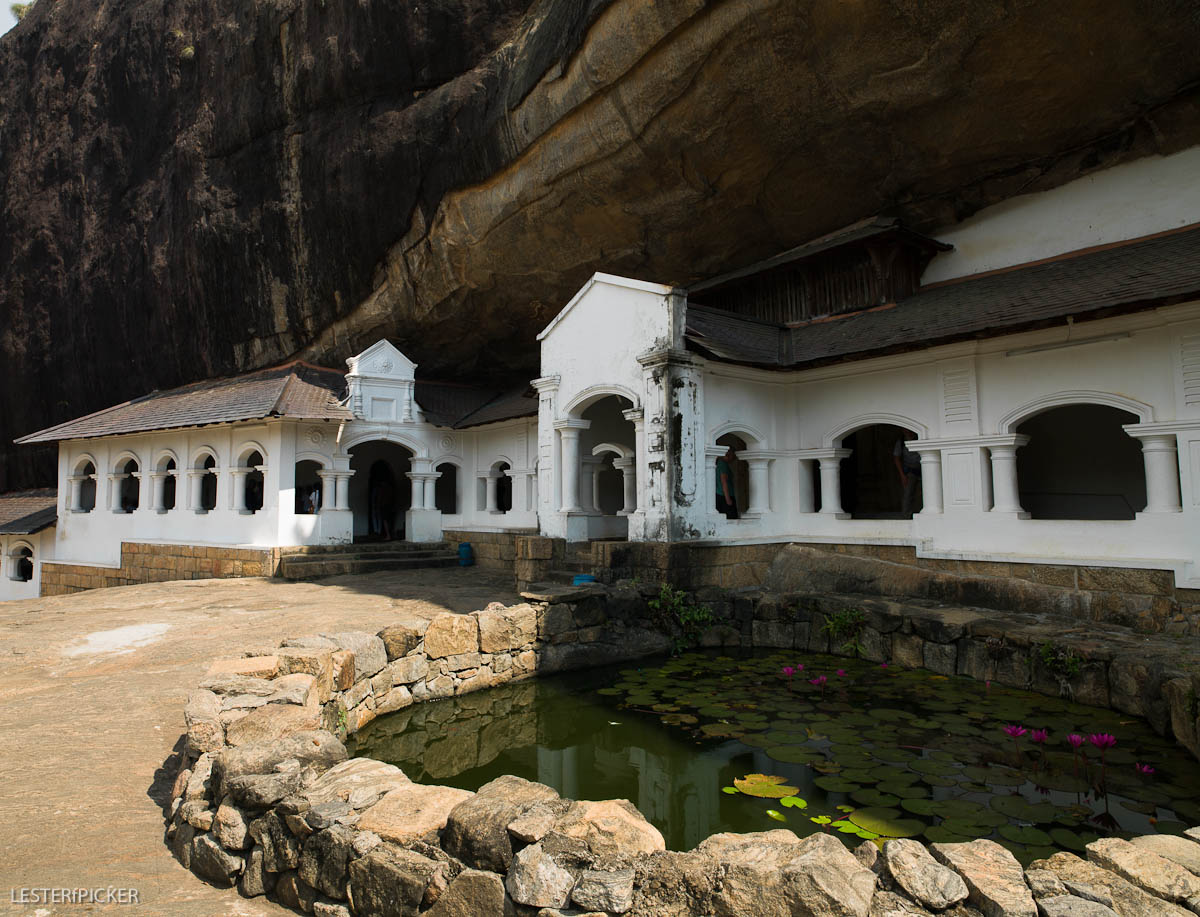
[110,450,142,474]
[591,442,633,459]
[340,429,429,459]
[488,457,514,475]
[824,413,928,448]
[838,422,922,518]
[998,391,1154,433]
[294,451,330,468]
[234,441,268,468]
[190,446,219,470]
[563,384,641,418]
[9,541,34,583]
[710,421,767,450]
[154,450,179,473]
[72,453,98,476]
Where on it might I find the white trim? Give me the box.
[431,455,464,469]
[997,391,1154,432]
[153,449,180,472]
[72,453,98,475]
[824,413,928,447]
[339,429,426,456]
[294,451,330,468]
[563,383,642,417]
[711,422,767,448]
[234,440,268,467]
[110,450,142,473]
[591,442,633,459]
[189,446,220,469]
[537,272,680,341]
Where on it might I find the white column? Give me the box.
[559,428,584,513]
[579,458,600,513]
[424,474,437,511]
[917,450,944,514]
[614,457,636,514]
[623,408,646,516]
[745,457,771,514]
[231,470,249,512]
[408,472,424,510]
[107,474,124,512]
[335,473,352,511]
[816,449,852,516]
[988,437,1029,515]
[526,471,538,511]
[485,474,499,513]
[69,475,84,512]
[188,471,205,513]
[151,473,167,512]
[1130,432,1182,513]
[318,471,337,513]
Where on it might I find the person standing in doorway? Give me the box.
[892,432,922,516]
[716,445,739,519]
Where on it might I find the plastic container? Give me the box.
[572,574,597,585]
[457,542,475,567]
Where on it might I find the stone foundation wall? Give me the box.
[40,542,283,596]
[441,530,523,573]
[170,582,1200,916]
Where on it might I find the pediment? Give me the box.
[346,340,417,380]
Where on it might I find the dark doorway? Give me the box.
[349,442,413,540]
[295,460,322,514]
[1016,404,1146,519]
[715,433,749,515]
[435,463,458,514]
[840,424,920,518]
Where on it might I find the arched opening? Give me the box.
[76,460,97,512]
[198,454,218,512]
[349,441,413,540]
[1015,404,1146,519]
[489,461,512,514]
[577,396,637,523]
[435,463,458,514]
[840,424,921,518]
[242,450,265,513]
[715,433,749,518]
[10,546,34,582]
[295,460,323,514]
[117,458,140,512]
[158,457,177,511]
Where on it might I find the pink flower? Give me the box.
[1067,733,1085,749]
[1003,724,1027,739]
[797,664,804,672]
[880,663,889,669]
[1031,729,1049,744]
[782,666,795,678]
[1089,733,1117,750]
[1135,763,1155,776]
[836,669,846,677]
[809,675,827,686]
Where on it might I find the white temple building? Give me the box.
[4,145,1200,600]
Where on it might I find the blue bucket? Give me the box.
[572,574,597,585]
[457,542,475,567]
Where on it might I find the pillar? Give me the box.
[558,427,584,513]
[188,470,205,513]
[231,470,249,513]
[745,457,771,515]
[816,450,852,515]
[485,474,499,513]
[423,473,437,511]
[614,457,636,514]
[622,408,645,516]
[988,437,1029,515]
[108,474,124,512]
[335,473,352,511]
[580,458,601,513]
[917,450,944,514]
[69,475,84,512]
[797,460,816,513]
[408,472,424,510]
[1130,432,1182,513]
[318,471,337,513]
[151,472,168,512]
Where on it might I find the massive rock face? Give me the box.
[2,0,1199,488]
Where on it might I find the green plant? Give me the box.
[1038,641,1083,679]
[335,706,348,735]
[648,584,714,654]
[821,606,866,657]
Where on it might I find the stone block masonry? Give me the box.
[171,582,1200,916]
[40,541,284,596]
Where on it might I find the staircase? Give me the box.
[277,541,459,580]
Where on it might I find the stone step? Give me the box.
[280,540,449,557]
[278,553,459,580]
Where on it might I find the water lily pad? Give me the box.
[721,786,740,795]
[940,818,994,839]
[780,796,808,809]
[813,777,860,794]
[851,789,901,808]
[766,746,822,765]
[901,798,938,816]
[877,782,929,799]
[734,774,800,798]
[848,807,924,838]
[924,825,973,843]
[1048,828,1092,851]
[989,795,1059,823]
[911,759,961,776]
[999,825,1053,846]
[766,809,787,823]
[700,723,743,738]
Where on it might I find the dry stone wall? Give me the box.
[41,541,282,596]
[171,583,1200,915]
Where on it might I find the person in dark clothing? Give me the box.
[716,445,739,519]
[892,432,922,516]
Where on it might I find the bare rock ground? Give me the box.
[0,569,516,915]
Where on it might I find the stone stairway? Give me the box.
[277,541,459,580]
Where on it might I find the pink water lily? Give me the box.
[1067,733,1085,749]
[1031,729,1049,744]
[782,666,795,678]
[809,675,828,686]
[835,669,847,677]
[1089,733,1116,750]
[880,663,889,669]
[1135,763,1155,776]
[1003,724,1027,738]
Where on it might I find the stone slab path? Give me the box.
[0,569,517,916]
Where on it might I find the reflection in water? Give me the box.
[350,666,768,850]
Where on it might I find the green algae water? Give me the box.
[349,650,1200,861]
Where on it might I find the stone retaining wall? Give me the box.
[41,541,283,596]
[170,583,1200,915]
[441,530,524,574]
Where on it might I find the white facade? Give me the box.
[0,528,52,601]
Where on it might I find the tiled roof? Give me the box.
[414,381,503,428]
[684,225,1200,369]
[0,489,57,534]
[15,362,353,444]
[452,385,538,429]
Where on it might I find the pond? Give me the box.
[349,650,1200,862]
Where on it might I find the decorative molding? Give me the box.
[997,390,1154,432]
[1181,332,1200,408]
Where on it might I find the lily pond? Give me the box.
[349,650,1200,862]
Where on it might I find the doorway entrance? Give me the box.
[349,441,413,540]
